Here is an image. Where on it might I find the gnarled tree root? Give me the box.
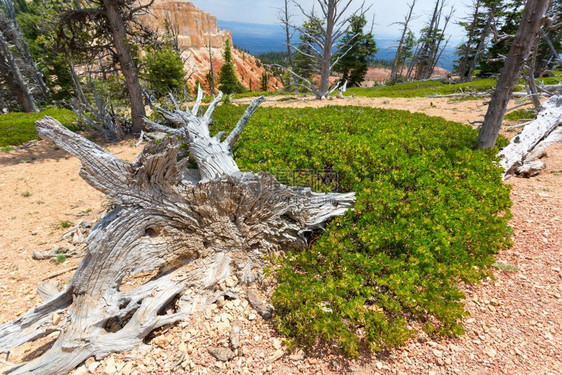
[0,91,355,375]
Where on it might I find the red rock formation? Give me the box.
[142,0,280,92]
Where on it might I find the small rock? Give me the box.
[208,346,235,362]
[272,338,282,350]
[52,312,61,325]
[247,288,274,319]
[269,349,285,362]
[230,320,242,349]
[432,349,443,357]
[120,362,134,375]
[248,313,257,321]
[289,350,304,361]
[216,296,226,308]
[484,347,497,358]
[88,361,100,374]
[225,275,238,288]
[103,356,117,374]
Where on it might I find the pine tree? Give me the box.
[333,14,378,87]
[218,40,243,94]
[479,0,525,76]
[260,72,269,91]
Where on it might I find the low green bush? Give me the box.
[208,105,512,356]
[0,108,76,146]
[346,78,504,98]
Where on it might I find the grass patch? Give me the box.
[0,108,77,147]
[208,105,512,356]
[345,79,501,98]
[58,220,74,229]
[0,146,14,151]
[505,108,536,122]
[21,191,31,197]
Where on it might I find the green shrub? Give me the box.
[0,108,77,146]
[209,105,512,356]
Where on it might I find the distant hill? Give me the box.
[218,20,458,71]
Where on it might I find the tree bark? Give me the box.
[476,0,553,149]
[0,28,38,113]
[465,8,494,81]
[102,0,146,134]
[0,89,355,375]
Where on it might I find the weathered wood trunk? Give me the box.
[476,0,553,149]
[0,91,355,375]
[102,0,146,134]
[499,95,562,178]
[0,29,38,113]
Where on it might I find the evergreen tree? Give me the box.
[218,40,244,94]
[143,47,186,97]
[293,18,322,82]
[479,0,525,76]
[260,72,269,91]
[333,14,378,87]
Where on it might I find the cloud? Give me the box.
[190,0,469,40]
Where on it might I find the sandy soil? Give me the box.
[0,98,560,375]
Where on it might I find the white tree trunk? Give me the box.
[0,91,355,375]
[499,95,562,178]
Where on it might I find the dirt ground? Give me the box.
[0,97,560,375]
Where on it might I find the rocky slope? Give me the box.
[143,0,280,92]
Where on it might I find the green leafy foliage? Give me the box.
[142,48,186,98]
[346,78,504,98]
[0,108,76,146]
[208,105,512,356]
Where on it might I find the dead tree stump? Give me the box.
[0,90,355,374]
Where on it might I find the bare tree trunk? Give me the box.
[1,2,50,100]
[458,0,481,81]
[102,0,145,134]
[476,0,553,149]
[280,0,295,91]
[69,63,87,106]
[465,8,494,81]
[391,0,416,83]
[0,89,355,375]
[0,28,38,112]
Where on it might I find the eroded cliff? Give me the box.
[143,0,280,92]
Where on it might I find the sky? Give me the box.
[190,0,472,42]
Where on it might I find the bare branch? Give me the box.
[225,96,266,148]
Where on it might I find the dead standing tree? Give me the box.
[390,0,417,83]
[284,0,370,99]
[0,89,355,375]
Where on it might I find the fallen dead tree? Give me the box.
[499,95,562,179]
[0,89,355,375]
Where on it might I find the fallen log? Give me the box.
[499,95,562,179]
[0,88,355,375]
